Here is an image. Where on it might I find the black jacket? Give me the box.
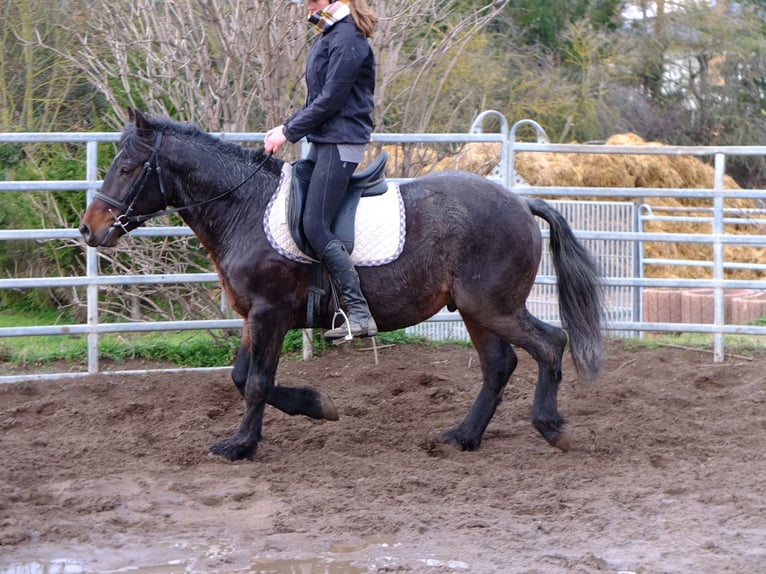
[283,18,375,145]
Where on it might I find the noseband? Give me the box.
[93,130,167,232]
[93,129,271,232]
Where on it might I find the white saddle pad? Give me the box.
[263,162,406,267]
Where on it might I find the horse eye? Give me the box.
[120,165,135,175]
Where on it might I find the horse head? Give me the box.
[80,109,169,247]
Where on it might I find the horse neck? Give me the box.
[162,139,278,250]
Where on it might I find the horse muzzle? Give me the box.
[79,209,126,248]
[79,221,118,248]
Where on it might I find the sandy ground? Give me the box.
[1,341,765,573]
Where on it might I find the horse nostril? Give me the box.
[79,223,90,239]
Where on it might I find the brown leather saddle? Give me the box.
[288,151,389,259]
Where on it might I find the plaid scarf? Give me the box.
[308,1,351,33]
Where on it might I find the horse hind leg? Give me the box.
[509,308,570,451]
[440,317,518,451]
[460,306,569,451]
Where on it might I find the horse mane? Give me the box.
[122,113,282,173]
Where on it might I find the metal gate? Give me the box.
[405,200,636,341]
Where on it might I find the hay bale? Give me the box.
[365,133,763,280]
[430,142,501,175]
[515,133,741,191]
[514,133,765,281]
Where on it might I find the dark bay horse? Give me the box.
[80,109,604,461]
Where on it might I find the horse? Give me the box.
[79,109,604,461]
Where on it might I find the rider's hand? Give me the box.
[264,125,288,154]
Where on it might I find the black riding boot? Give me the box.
[321,239,378,340]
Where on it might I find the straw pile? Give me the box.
[368,142,501,178]
[516,133,736,190]
[514,134,764,280]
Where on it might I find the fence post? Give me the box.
[300,138,315,360]
[85,140,100,374]
[713,153,726,362]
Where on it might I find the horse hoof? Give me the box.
[533,418,569,452]
[553,430,571,452]
[439,428,481,451]
[210,437,255,461]
[318,392,339,421]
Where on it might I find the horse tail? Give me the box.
[526,198,604,382]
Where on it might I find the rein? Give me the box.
[94,129,273,231]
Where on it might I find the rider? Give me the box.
[264,0,379,341]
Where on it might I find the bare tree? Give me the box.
[40,0,508,132]
[43,0,309,132]
[372,0,509,133]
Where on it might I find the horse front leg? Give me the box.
[232,329,338,421]
[211,310,286,461]
[269,385,339,421]
[210,393,268,461]
[440,318,518,450]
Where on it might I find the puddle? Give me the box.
[0,559,369,574]
[2,558,365,574]
[1,539,471,573]
[246,558,366,573]
[1,561,87,574]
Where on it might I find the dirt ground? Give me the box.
[1,340,765,573]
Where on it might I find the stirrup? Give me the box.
[327,309,354,343]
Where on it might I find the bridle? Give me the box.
[93,129,272,233]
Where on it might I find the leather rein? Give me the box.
[93,129,272,232]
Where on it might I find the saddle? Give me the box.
[288,151,389,259]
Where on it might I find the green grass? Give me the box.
[0,307,427,367]
[0,330,240,368]
[0,307,73,328]
[3,306,763,368]
[614,332,766,356]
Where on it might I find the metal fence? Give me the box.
[1,113,765,383]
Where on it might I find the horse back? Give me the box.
[400,170,540,252]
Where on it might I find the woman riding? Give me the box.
[264,0,379,341]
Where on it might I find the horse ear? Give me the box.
[132,109,154,136]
